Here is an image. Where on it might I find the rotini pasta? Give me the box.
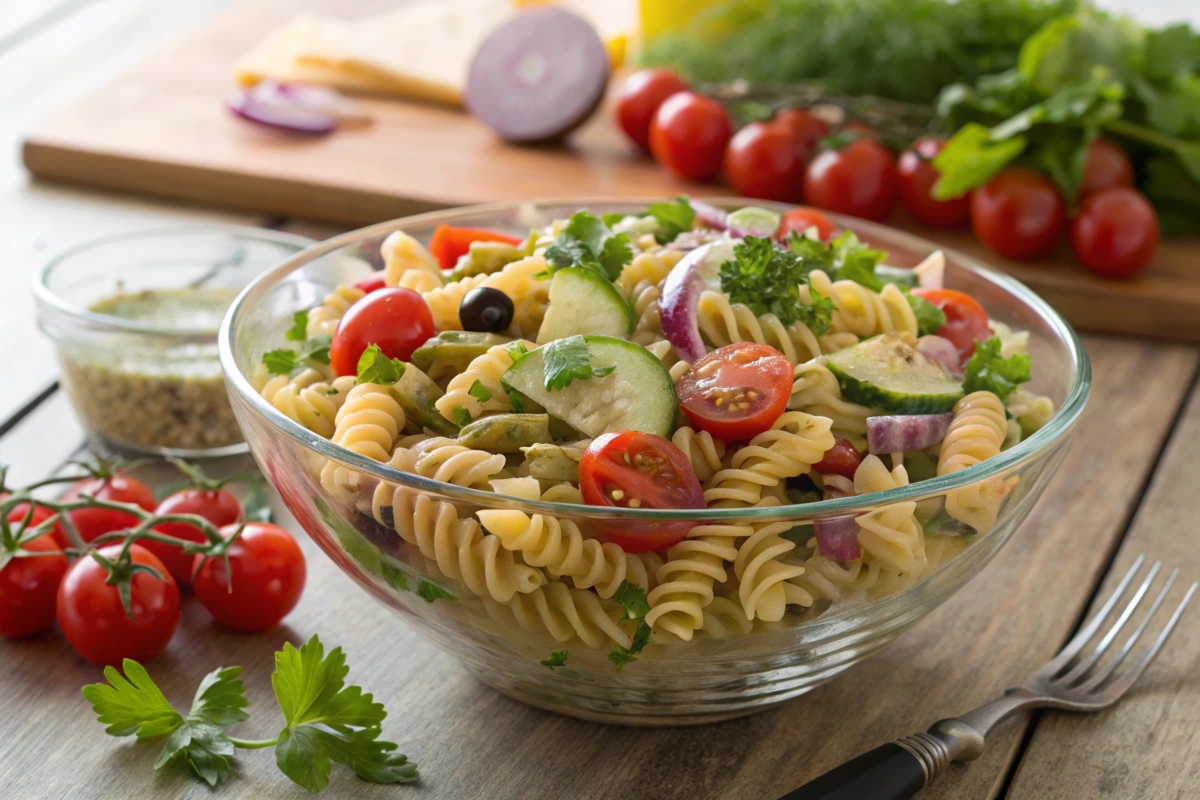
[789,360,878,450]
[938,391,1013,533]
[259,369,355,438]
[420,255,550,336]
[382,230,444,289]
[306,283,365,339]
[808,269,918,339]
[436,341,534,423]
[704,411,835,507]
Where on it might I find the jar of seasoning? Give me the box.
[33,226,312,457]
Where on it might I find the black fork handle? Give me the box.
[777,742,926,800]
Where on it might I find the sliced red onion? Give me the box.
[690,200,728,231]
[916,335,963,378]
[814,515,861,561]
[867,413,954,454]
[659,240,737,363]
[227,82,337,134]
[271,82,371,124]
[726,206,782,238]
[913,250,945,289]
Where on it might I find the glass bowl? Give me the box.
[219,200,1089,726]
[34,226,312,458]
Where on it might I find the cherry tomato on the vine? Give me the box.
[147,488,243,586]
[803,139,899,222]
[192,522,306,632]
[774,108,829,155]
[0,532,67,638]
[910,288,990,362]
[1070,187,1159,278]
[428,226,523,271]
[777,207,839,243]
[1079,138,1135,199]
[58,474,156,548]
[1,495,65,545]
[970,168,1065,261]
[615,67,688,153]
[677,343,793,442]
[353,275,387,294]
[813,436,864,480]
[649,91,732,182]
[579,431,704,552]
[330,288,435,377]
[57,544,180,666]
[724,121,805,202]
[897,136,970,228]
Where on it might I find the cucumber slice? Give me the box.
[535,267,635,344]
[457,413,553,453]
[410,332,513,374]
[502,335,676,438]
[391,364,461,436]
[726,206,782,237]
[825,333,963,414]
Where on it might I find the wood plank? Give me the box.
[20,0,1200,343]
[1,335,1193,799]
[1004,377,1200,799]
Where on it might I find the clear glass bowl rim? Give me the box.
[219,198,1091,523]
[33,224,315,339]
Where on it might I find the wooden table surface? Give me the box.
[2,3,1199,799]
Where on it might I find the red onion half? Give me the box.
[659,240,737,363]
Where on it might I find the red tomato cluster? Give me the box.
[0,472,306,666]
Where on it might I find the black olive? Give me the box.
[459,287,514,333]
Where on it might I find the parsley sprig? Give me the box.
[962,335,1032,400]
[719,236,835,334]
[608,582,653,671]
[355,344,406,386]
[83,636,418,793]
[644,196,696,244]
[542,335,614,392]
[263,334,332,377]
[544,211,633,281]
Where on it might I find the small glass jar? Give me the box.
[34,226,312,457]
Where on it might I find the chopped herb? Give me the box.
[262,349,300,377]
[451,407,472,428]
[285,311,309,342]
[544,211,633,281]
[644,196,695,244]
[601,212,626,227]
[962,335,1032,400]
[503,385,526,413]
[542,335,615,392]
[263,334,332,376]
[906,292,947,336]
[468,380,492,403]
[608,581,653,672]
[719,236,835,334]
[416,580,457,603]
[325,387,340,396]
[540,650,569,670]
[355,345,406,386]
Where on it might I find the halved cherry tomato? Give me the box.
[353,274,387,294]
[579,431,704,552]
[897,136,970,228]
[148,488,243,586]
[777,207,839,243]
[774,108,828,155]
[428,226,523,271]
[192,522,306,632]
[813,436,864,480]
[1070,187,1159,278]
[724,121,805,202]
[910,288,990,361]
[970,168,1064,261]
[615,67,689,153]
[58,474,156,547]
[0,532,67,638]
[803,139,899,222]
[1079,138,1134,198]
[677,343,793,442]
[330,288,435,377]
[649,91,732,182]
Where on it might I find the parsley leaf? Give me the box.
[645,196,695,244]
[262,349,300,376]
[962,335,1032,401]
[544,211,633,280]
[719,236,835,335]
[906,292,947,336]
[503,385,526,414]
[541,650,569,670]
[601,212,626,227]
[272,636,418,793]
[542,335,614,392]
[299,334,332,366]
[608,581,653,672]
[262,334,332,376]
[416,580,458,603]
[468,379,492,403]
[83,659,183,740]
[285,311,309,342]
[355,344,406,386]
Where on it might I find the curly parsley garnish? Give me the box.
[719,236,835,335]
[962,335,1031,401]
[544,211,633,281]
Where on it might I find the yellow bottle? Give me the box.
[639,0,724,40]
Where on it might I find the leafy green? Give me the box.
[416,580,458,603]
[541,651,569,670]
[355,344,406,386]
[544,211,633,281]
[720,236,834,335]
[644,196,696,244]
[931,123,1029,200]
[285,311,309,342]
[542,335,615,392]
[262,334,332,376]
[468,379,492,404]
[907,293,947,337]
[962,335,1032,400]
[272,636,418,793]
[608,582,653,672]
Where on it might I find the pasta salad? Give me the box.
[253,200,1054,659]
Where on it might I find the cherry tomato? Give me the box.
[813,436,864,480]
[147,489,243,586]
[803,139,899,222]
[428,226,523,271]
[1,496,65,545]
[0,533,67,638]
[843,120,879,140]
[353,275,387,294]
[777,207,839,243]
[578,432,704,552]
[970,168,1065,261]
[330,288,435,377]
[649,91,732,182]
[58,474,156,547]
[678,343,793,442]
[1070,187,1160,278]
[897,136,970,228]
[774,108,828,154]
[724,121,805,202]
[910,288,990,361]
[1079,138,1135,198]
[57,544,180,666]
[192,523,306,632]
[615,68,688,153]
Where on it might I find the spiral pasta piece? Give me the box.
[436,340,534,423]
[628,281,664,347]
[671,427,726,483]
[405,437,509,489]
[704,411,835,507]
[306,283,365,339]
[733,517,811,622]
[382,230,444,289]
[938,391,1012,533]
[616,249,682,297]
[482,580,633,649]
[696,596,755,639]
[789,360,878,450]
[807,270,918,339]
[319,382,408,493]
[697,290,824,366]
[420,255,549,336]
[260,369,355,438]
[646,522,754,641]
[853,455,926,577]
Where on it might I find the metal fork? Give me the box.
[780,555,1197,800]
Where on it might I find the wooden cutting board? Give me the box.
[21,0,1200,341]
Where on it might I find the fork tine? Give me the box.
[1060,561,1161,685]
[1093,581,1198,700]
[1040,555,1147,679]
[1078,569,1177,692]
